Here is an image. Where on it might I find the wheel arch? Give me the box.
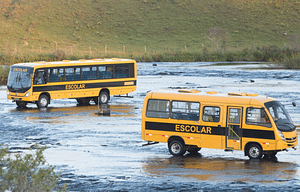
[167,136,185,146]
[99,88,110,99]
[39,92,51,104]
[244,142,262,156]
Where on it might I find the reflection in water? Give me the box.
[143,155,298,183]
[10,104,136,124]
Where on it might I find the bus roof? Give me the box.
[147,89,275,106]
[11,58,135,68]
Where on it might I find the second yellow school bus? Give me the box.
[7,58,137,108]
[141,89,298,159]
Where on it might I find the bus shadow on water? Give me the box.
[10,103,137,124]
[142,154,299,183]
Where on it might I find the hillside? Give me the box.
[0,0,299,55]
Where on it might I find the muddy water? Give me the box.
[1,62,300,191]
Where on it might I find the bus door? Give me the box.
[226,107,242,150]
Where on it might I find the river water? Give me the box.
[0,62,300,191]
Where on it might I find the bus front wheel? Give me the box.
[168,140,186,156]
[99,91,109,104]
[37,94,49,108]
[247,144,263,159]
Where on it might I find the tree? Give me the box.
[0,145,67,192]
[206,27,228,51]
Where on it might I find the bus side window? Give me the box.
[171,101,200,121]
[98,66,106,79]
[115,64,129,78]
[146,99,170,118]
[48,69,59,82]
[202,106,220,122]
[246,107,271,127]
[82,67,97,80]
[58,68,65,81]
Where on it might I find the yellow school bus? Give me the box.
[141,89,298,159]
[7,58,137,108]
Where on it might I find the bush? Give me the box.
[283,54,300,69]
[0,145,67,192]
[0,66,10,85]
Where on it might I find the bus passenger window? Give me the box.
[146,99,170,118]
[202,106,220,122]
[58,68,65,81]
[105,66,113,78]
[82,67,97,80]
[246,107,271,127]
[65,67,81,81]
[48,69,59,82]
[171,101,200,120]
[115,64,129,78]
[98,66,106,79]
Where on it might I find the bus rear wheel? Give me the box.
[247,144,263,159]
[16,101,27,108]
[168,140,186,156]
[37,94,49,108]
[99,91,109,104]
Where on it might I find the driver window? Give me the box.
[34,70,46,85]
[246,107,271,127]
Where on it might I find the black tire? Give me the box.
[99,91,109,104]
[37,94,49,108]
[168,140,186,156]
[16,101,27,108]
[76,98,90,105]
[247,144,263,159]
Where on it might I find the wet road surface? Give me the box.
[1,62,300,191]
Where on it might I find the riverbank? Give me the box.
[0,46,299,85]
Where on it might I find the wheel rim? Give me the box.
[40,97,48,107]
[171,143,181,154]
[101,94,107,103]
[249,146,260,158]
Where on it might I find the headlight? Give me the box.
[279,131,285,141]
[25,91,30,97]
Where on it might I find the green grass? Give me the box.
[0,0,299,55]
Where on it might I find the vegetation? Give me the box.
[0,0,299,55]
[0,0,300,84]
[0,145,67,192]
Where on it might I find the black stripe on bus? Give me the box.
[145,122,275,140]
[242,129,275,140]
[32,80,136,92]
[145,122,226,135]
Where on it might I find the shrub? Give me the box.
[283,54,300,69]
[0,145,67,192]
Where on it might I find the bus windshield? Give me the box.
[7,66,34,93]
[264,101,295,131]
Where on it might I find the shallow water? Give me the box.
[1,62,300,191]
